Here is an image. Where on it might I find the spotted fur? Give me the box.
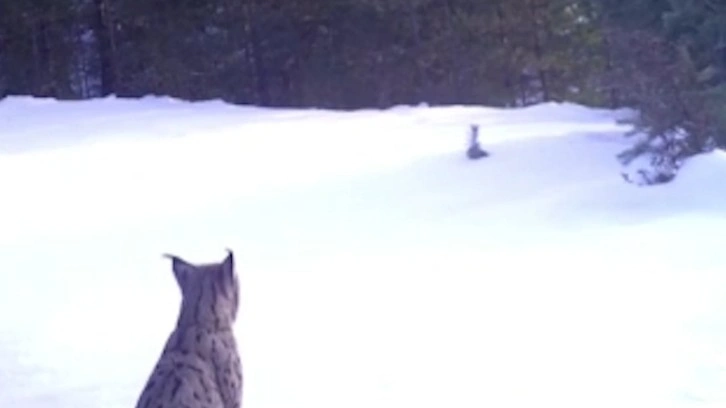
[135,250,242,408]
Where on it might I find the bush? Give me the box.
[605,28,720,185]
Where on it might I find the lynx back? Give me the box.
[135,250,243,408]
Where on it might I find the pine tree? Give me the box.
[588,0,725,185]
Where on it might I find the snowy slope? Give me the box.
[0,96,725,408]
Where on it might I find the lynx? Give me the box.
[135,250,243,408]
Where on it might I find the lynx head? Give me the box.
[469,124,480,145]
[164,250,239,330]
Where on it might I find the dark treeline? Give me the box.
[0,0,607,108]
[1,0,725,182]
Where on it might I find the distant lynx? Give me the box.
[135,250,243,408]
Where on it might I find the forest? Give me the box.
[1,0,725,182]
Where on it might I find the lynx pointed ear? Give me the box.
[221,249,235,279]
[163,253,194,290]
[224,248,234,264]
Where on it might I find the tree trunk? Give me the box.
[243,2,270,105]
[92,0,116,96]
[526,0,550,101]
[495,1,516,105]
[32,17,54,96]
[405,0,428,100]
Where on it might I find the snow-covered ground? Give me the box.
[1,96,725,408]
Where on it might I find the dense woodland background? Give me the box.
[1,0,725,183]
